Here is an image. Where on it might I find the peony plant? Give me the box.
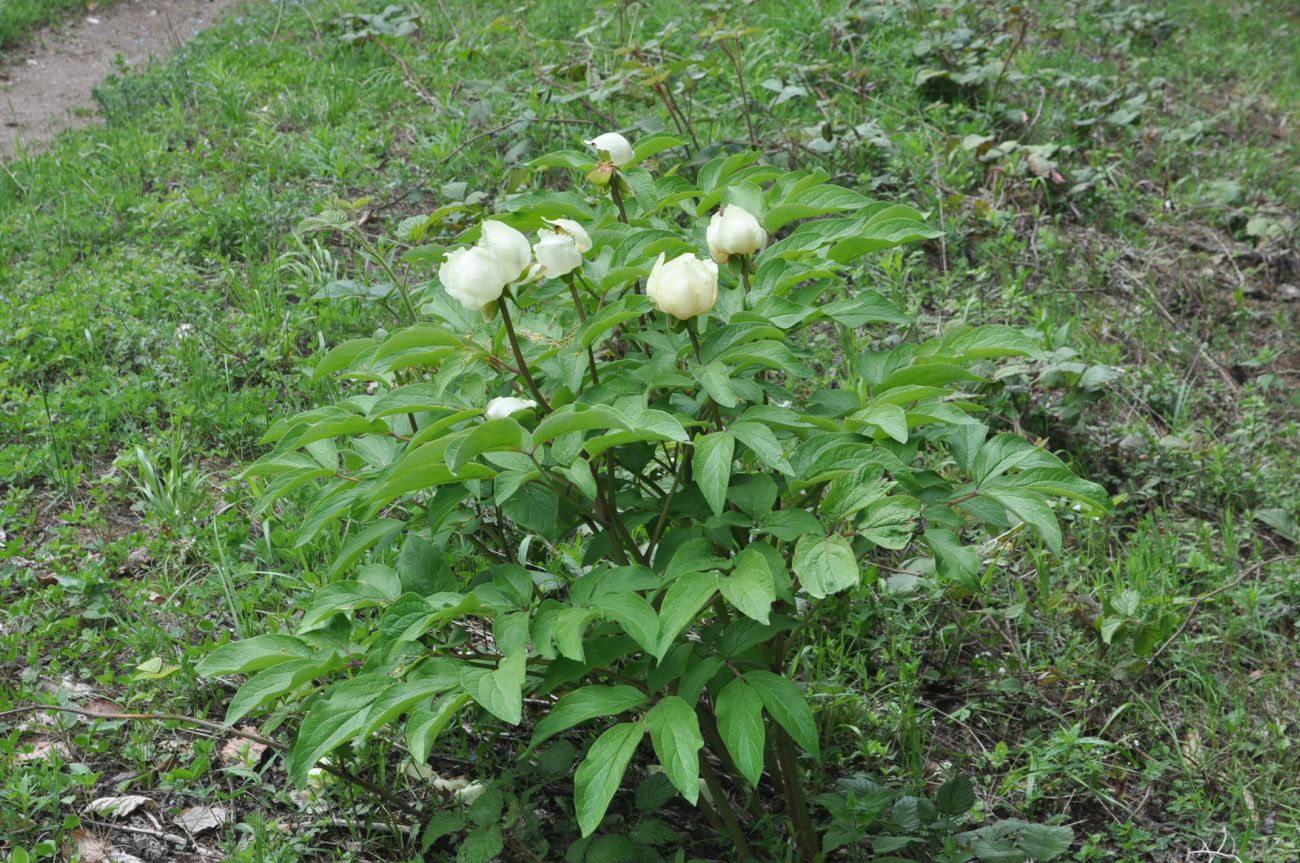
[201,131,1109,860]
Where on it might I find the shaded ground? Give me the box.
[0,0,239,158]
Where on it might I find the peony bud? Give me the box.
[706,205,766,263]
[485,396,537,421]
[533,219,592,279]
[439,220,533,311]
[586,132,636,168]
[646,252,719,321]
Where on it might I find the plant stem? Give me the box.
[699,755,756,861]
[774,726,817,862]
[498,296,551,413]
[567,279,600,386]
[722,39,759,150]
[647,444,688,556]
[610,176,630,223]
[739,256,752,294]
[685,319,704,362]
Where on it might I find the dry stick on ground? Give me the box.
[1147,555,1300,667]
[0,705,422,820]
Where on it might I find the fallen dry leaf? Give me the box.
[219,728,268,767]
[175,804,228,834]
[15,737,72,763]
[81,698,124,718]
[88,795,153,818]
[64,829,110,862]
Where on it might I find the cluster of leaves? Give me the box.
[200,133,1109,857]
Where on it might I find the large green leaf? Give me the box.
[446,418,525,471]
[575,722,645,836]
[407,692,472,763]
[653,571,719,660]
[533,404,631,444]
[198,634,314,676]
[286,674,393,783]
[715,678,765,785]
[792,533,859,598]
[644,696,704,805]
[693,431,735,518]
[719,548,776,624]
[225,653,344,725]
[529,685,648,751]
[592,592,660,656]
[460,652,527,725]
[743,670,820,757]
[859,496,921,549]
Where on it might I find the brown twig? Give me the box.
[1148,555,1299,667]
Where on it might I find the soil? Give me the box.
[0,0,241,159]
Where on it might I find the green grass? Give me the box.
[0,0,103,46]
[2,0,1298,860]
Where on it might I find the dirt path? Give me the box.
[0,0,241,159]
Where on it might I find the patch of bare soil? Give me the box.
[0,0,241,159]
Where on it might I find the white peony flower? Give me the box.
[646,252,719,320]
[485,396,537,421]
[439,220,533,310]
[478,220,532,283]
[440,245,508,310]
[534,232,583,279]
[532,219,591,279]
[706,205,766,263]
[586,132,635,167]
[543,218,592,252]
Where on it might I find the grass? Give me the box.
[0,0,104,47]
[1,0,1298,860]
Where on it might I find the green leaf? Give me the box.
[457,824,504,863]
[697,361,738,408]
[461,652,527,725]
[851,403,909,443]
[407,692,472,763]
[654,571,719,660]
[592,592,660,656]
[533,404,631,445]
[1017,824,1074,861]
[942,324,1039,359]
[580,296,654,348]
[529,685,648,751]
[287,674,394,783]
[731,422,794,476]
[763,184,873,233]
[374,446,496,503]
[792,533,858,598]
[715,678,765,785]
[935,774,976,816]
[743,670,820,758]
[446,418,524,471]
[629,132,687,165]
[829,217,943,261]
[299,581,392,630]
[359,676,458,739]
[859,496,921,549]
[575,722,645,836]
[198,635,314,676]
[225,653,344,725]
[980,488,1061,552]
[719,548,776,624]
[644,696,703,805]
[693,431,735,518]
